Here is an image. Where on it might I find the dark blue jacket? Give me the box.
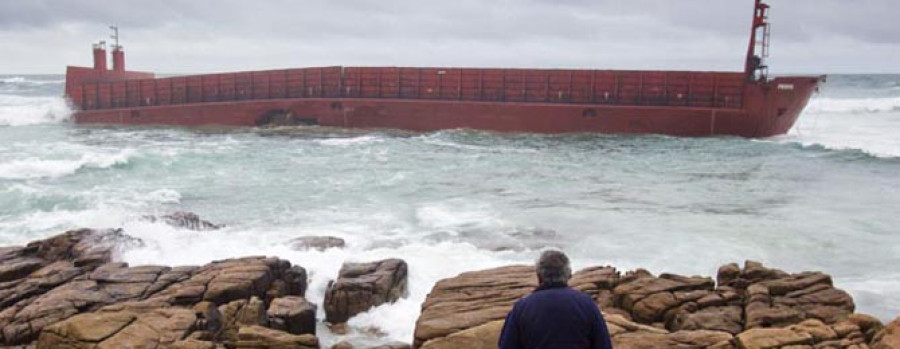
[498,283,613,349]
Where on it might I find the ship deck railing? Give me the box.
[69,67,747,112]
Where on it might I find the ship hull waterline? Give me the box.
[72,76,820,138]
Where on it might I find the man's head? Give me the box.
[536,250,572,285]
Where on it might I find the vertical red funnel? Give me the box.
[92,42,107,71]
[112,47,125,71]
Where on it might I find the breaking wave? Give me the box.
[805,97,900,114]
[0,76,65,85]
[0,94,72,126]
[0,149,135,180]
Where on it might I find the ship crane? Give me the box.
[745,0,771,81]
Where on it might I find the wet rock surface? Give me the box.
[324,259,408,324]
[288,236,346,251]
[143,211,223,231]
[1,229,895,349]
[0,229,315,348]
[268,296,317,335]
[412,261,883,349]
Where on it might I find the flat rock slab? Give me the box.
[412,261,885,349]
[235,325,318,349]
[36,308,197,349]
[413,265,536,348]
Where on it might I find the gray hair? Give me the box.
[536,250,572,285]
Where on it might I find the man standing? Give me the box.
[498,250,613,349]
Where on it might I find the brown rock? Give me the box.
[235,325,318,349]
[413,265,536,348]
[789,319,838,342]
[324,259,407,323]
[218,297,268,345]
[267,296,317,335]
[613,330,734,349]
[848,313,884,343]
[25,228,141,269]
[36,311,136,347]
[604,313,669,336]
[735,327,814,349]
[613,272,714,323]
[409,261,876,349]
[172,338,218,349]
[288,236,346,251]
[671,305,743,334]
[99,308,197,348]
[148,257,307,306]
[37,308,197,349]
[568,266,620,296]
[0,256,44,283]
[419,320,503,349]
[14,254,302,346]
[1,229,311,347]
[872,317,900,349]
[736,262,855,329]
[192,301,223,334]
[716,263,741,287]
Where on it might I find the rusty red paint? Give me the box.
[64,0,822,138]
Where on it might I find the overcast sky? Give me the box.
[1,0,897,75]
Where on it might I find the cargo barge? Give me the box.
[64,0,823,137]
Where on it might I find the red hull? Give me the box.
[69,75,820,138]
[64,0,821,138]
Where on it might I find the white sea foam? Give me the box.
[0,206,133,246]
[118,221,525,345]
[805,96,900,114]
[0,76,65,85]
[0,77,26,84]
[316,135,384,147]
[0,149,135,180]
[415,201,506,231]
[778,95,900,158]
[145,189,182,204]
[0,94,72,126]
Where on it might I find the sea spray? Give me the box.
[0,95,71,126]
[0,148,136,180]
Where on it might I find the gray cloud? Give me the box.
[0,0,897,74]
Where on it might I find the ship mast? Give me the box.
[109,25,120,50]
[744,0,771,81]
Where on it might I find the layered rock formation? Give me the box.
[0,229,314,348]
[2,226,896,349]
[413,261,885,349]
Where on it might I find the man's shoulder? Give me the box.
[520,287,594,303]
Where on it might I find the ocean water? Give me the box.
[1,74,899,344]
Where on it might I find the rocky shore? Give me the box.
[0,217,897,348]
